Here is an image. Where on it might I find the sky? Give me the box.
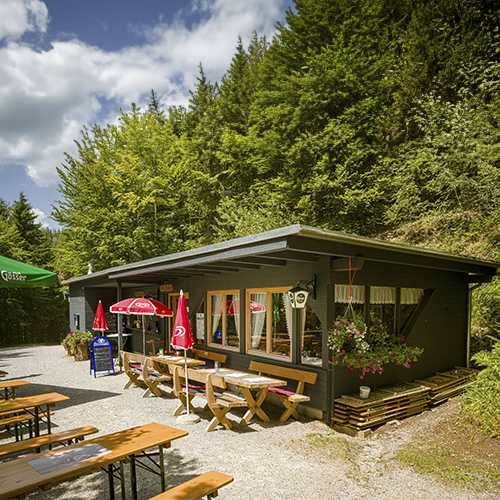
[0,0,294,229]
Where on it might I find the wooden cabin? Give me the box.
[63,224,498,423]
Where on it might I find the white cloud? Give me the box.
[31,207,49,228]
[0,0,286,189]
[0,0,48,40]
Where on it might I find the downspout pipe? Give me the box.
[467,283,482,368]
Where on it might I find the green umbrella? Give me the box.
[0,255,58,288]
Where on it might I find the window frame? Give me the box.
[207,289,241,351]
[246,286,292,361]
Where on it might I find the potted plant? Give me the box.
[62,330,93,361]
[61,331,76,356]
[327,314,424,380]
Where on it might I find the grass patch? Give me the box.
[284,432,361,463]
[396,440,500,492]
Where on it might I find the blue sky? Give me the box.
[0,0,294,229]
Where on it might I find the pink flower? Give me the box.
[388,351,392,354]
[395,361,399,365]
[348,325,353,330]
[335,321,340,326]
[360,376,364,380]
[342,318,347,323]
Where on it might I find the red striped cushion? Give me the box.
[269,387,295,396]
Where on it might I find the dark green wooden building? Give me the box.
[63,225,498,422]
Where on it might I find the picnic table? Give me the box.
[0,422,188,500]
[0,380,31,400]
[149,354,205,370]
[197,367,287,425]
[0,392,69,438]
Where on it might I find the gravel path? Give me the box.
[0,346,493,499]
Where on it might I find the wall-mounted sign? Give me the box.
[135,291,145,297]
[160,284,173,292]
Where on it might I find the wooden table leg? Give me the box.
[240,387,270,425]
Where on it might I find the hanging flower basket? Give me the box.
[327,315,424,380]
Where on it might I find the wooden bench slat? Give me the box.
[191,349,227,367]
[0,426,99,458]
[0,411,54,426]
[149,470,234,500]
[248,360,317,423]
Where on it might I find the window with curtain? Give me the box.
[370,286,396,338]
[246,287,292,359]
[207,290,240,349]
[301,304,323,366]
[400,288,425,333]
[334,284,365,320]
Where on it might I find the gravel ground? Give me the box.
[0,345,494,500]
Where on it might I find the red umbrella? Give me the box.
[92,301,108,332]
[110,297,173,355]
[171,290,199,423]
[171,291,195,351]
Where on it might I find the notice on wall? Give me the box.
[196,313,204,340]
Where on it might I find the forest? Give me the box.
[1,0,500,352]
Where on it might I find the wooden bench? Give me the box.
[172,366,248,432]
[0,380,31,400]
[191,349,227,369]
[0,425,99,458]
[248,361,317,422]
[149,470,234,500]
[121,351,172,398]
[0,410,54,441]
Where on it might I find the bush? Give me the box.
[461,337,500,438]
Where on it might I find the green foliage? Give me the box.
[0,194,67,347]
[461,337,500,438]
[51,0,500,365]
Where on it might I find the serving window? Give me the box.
[207,290,240,349]
[246,287,292,360]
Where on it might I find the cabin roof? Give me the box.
[62,224,498,286]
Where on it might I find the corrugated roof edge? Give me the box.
[62,224,499,285]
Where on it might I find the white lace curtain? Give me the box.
[401,288,424,304]
[335,285,365,304]
[251,293,267,349]
[283,292,293,339]
[211,294,223,339]
[335,285,424,305]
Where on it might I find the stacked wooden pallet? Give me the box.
[333,383,430,434]
[414,366,478,407]
[332,366,477,436]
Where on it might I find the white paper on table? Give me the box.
[158,355,173,359]
[243,376,271,382]
[28,444,112,475]
[223,372,246,378]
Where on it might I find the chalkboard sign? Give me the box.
[90,336,115,377]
